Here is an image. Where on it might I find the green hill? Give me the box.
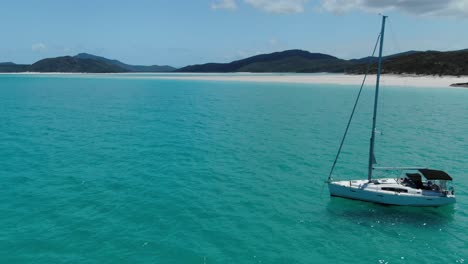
[1,49,468,75]
[0,62,29,72]
[74,53,175,72]
[0,54,176,73]
[177,49,468,76]
[28,56,128,73]
[177,50,352,73]
[349,50,468,76]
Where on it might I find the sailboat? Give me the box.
[327,16,456,207]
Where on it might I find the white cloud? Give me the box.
[211,0,237,10]
[32,43,46,52]
[320,0,468,16]
[245,0,308,14]
[209,0,468,16]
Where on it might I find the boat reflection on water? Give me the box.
[325,197,455,227]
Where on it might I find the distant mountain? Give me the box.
[349,49,468,76]
[29,56,128,73]
[0,53,175,73]
[177,50,353,73]
[1,49,467,75]
[349,50,420,64]
[178,49,468,76]
[0,62,29,72]
[74,53,175,72]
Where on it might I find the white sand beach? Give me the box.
[149,73,468,88]
[2,72,467,88]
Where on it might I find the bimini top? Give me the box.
[418,169,453,181]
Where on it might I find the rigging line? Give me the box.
[326,33,382,182]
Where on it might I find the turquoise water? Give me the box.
[1,74,467,263]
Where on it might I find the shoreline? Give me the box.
[1,72,467,88]
[148,74,468,88]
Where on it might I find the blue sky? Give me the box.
[1,0,467,67]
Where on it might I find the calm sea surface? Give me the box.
[1,74,467,263]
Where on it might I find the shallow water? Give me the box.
[1,74,467,263]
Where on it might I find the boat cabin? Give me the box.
[400,169,454,194]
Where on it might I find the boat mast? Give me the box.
[368,15,387,181]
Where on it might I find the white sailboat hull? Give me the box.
[328,179,456,207]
